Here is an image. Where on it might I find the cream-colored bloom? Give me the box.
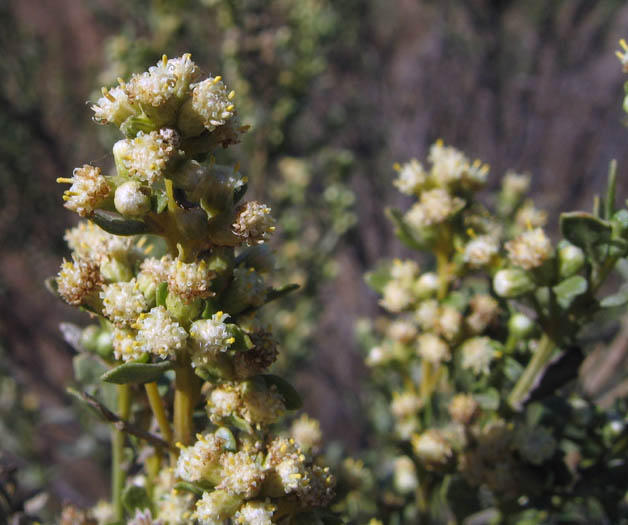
[175,432,224,482]
[233,202,276,245]
[112,327,143,362]
[296,464,336,508]
[391,391,423,420]
[404,188,464,229]
[417,333,450,364]
[466,294,499,334]
[115,129,180,184]
[390,259,419,281]
[461,336,496,375]
[411,430,452,469]
[415,299,439,331]
[190,76,236,131]
[387,319,418,344]
[91,85,135,126]
[218,451,265,498]
[195,490,242,525]
[290,414,323,453]
[64,221,131,263]
[505,228,552,270]
[428,141,468,185]
[380,281,414,313]
[365,344,394,367]
[140,255,173,283]
[502,170,530,195]
[448,394,479,425]
[207,384,241,422]
[56,257,102,306]
[234,501,276,525]
[135,306,187,359]
[515,201,547,230]
[463,235,498,268]
[101,279,148,325]
[167,258,215,304]
[435,305,462,341]
[60,164,111,217]
[393,456,418,494]
[394,159,426,195]
[128,509,163,525]
[190,311,234,367]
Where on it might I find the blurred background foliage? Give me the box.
[2,0,628,517]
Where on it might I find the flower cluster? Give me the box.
[53,55,336,524]
[361,137,628,523]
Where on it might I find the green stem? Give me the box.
[145,381,175,464]
[112,383,130,521]
[174,351,198,446]
[507,333,555,410]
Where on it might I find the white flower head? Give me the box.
[64,221,131,263]
[116,129,180,184]
[195,490,241,525]
[393,456,418,494]
[114,180,151,217]
[428,140,468,186]
[135,306,188,359]
[391,391,423,420]
[218,451,265,498]
[393,159,426,195]
[515,201,547,230]
[502,170,530,195]
[101,278,148,325]
[191,76,236,131]
[463,235,499,268]
[404,188,464,229]
[380,281,414,313]
[112,327,143,362]
[461,336,496,375]
[176,432,224,482]
[366,344,394,367]
[448,393,479,425]
[56,257,102,306]
[233,201,276,245]
[415,299,439,331]
[91,85,135,126]
[60,164,111,217]
[435,305,462,341]
[417,333,450,364]
[290,414,323,452]
[505,228,552,270]
[190,312,234,367]
[128,509,163,525]
[168,258,215,304]
[411,430,452,469]
[234,501,276,525]
[390,259,420,281]
[387,319,418,344]
[466,294,499,334]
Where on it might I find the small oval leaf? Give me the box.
[260,374,303,410]
[560,212,612,252]
[552,275,588,309]
[101,360,174,384]
[91,209,151,236]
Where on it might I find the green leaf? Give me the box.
[101,360,174,384]
[73,353,108,384]
[386,207,424,251]
[364,263,391,293]
[91,209,151,236]
[600,284,628,308]
[552,275,588,310]
[265,283,300,303]
[260,374,303,410]
[503,357,524,383]
[152,192,168,214]
[560,212,612,254]
[122,485,151,515]
[156,282,168,307]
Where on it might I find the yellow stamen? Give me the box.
[466,228,476,239]
[228,90,236,100]
[621,38,628,51]
[392,162,401,172]
[162,54,168,66]
[56,177,73,184]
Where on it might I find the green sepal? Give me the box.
[386,207,424,251]
[122,485,152,515]
[226,325,254,352]
[91,209,151,236]
[474,387,500,411]
[215,427,237,451]
[173,481,208,497]
[600,284,628,308]
[156,282,168,307]
[101,360,174,384]
[120,111,159,138]
[260,374,303,410]
[560,212,612,255]
[552,275,588,310]
[152,191,169,214]
[226,414,254,434]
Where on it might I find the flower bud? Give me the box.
[414,272,439,299]
[411,430,452,470]
[393,456,418,494]
[508,313,535,339]
[448,394,479,425]
[114,181,151,217]
[558,243,585,278]
[493,268,535,298]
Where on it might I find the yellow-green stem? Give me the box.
[507,333,555,410]
[145,381,175,463]
[112,383,130,521]
[174,351,197,446]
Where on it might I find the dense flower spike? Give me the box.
[52,54,336,524]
